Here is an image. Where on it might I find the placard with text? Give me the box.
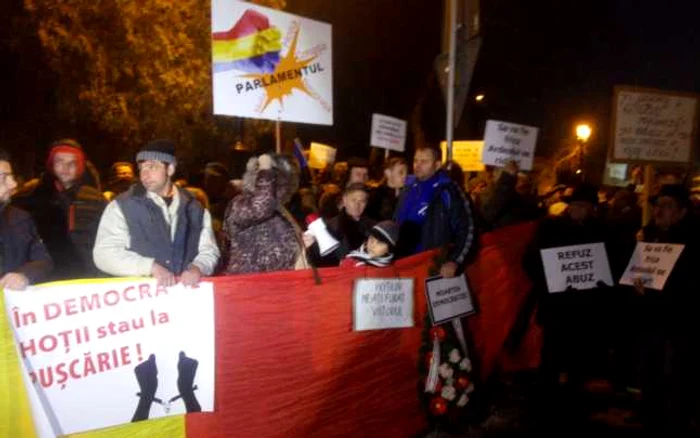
[619,242,684,290]
[540,243,613,293]
[370,113,407,152]
[611,86,697,164]
[482,120,538,170]
[425,274,475,325]
[3,280,215,437]
[352,279,414,331]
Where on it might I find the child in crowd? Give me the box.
[340,220,398,268]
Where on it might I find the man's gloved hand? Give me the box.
[177,351,201,413]
[132,354,158,422]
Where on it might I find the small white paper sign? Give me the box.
[482,120,538,170]
[370,113,407,152]
[352,278,414,331]
[540,243,613,293]
[620,242,685,290]
[425,274,475,325]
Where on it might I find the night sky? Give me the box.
[1,0,699,179]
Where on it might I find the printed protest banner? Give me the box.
[3,279,215,437]
[620,242,685,290]
[440,141,485,172]
[540,243,613,293]
[308,142,336,169]
[425,274,476,325]
[610,86,697,164]
[482,120,538,170]
[353,279,414,331]
[212,0,333,125]
[370,114,407,152]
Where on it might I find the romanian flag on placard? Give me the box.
[212,9,282,74]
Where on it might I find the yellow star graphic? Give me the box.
[243,27,318,112]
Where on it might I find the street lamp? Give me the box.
[475,94,485,102]
[575,124,592,180]
[576,124,592,142]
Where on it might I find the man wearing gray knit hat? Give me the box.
[93,139,220,286]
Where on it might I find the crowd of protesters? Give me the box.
[1,135,699,433]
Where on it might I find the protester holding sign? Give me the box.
[365,157,408,221]
[631,184,700,433]
[0,149,53,289]
[522,183,613,425]
[479,160,542,230]
[223,153,308,274]
[93,140,220,286]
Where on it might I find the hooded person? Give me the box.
[13,139,106,280]
[340,220,398,268]
[223,153,308,274]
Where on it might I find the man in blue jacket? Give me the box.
[0,149,53,289]
[395,145,476,277]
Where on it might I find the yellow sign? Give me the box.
[440,141,485,172]
[308,142,336,169]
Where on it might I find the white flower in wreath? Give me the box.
[465,382,475,394]
[449,349,461,363]
[459,358,472,372]
[457,393,469,407]
[438,363,454,379]
[441,385,457,401]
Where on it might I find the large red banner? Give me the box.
[185,221,540,438]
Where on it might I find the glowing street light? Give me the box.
[576,124,592,142]
[475,94,485,102]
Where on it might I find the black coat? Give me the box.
[13,172,105,280]
[0,204,53,283]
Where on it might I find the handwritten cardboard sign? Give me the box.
[620,242,685,290]
[425,274,475,325]
[611,86,698,164]
[482,120,538,170]
[370,114,407,152]
[352,279,414,331]
[540,243,613,293]
[440,141,485,172]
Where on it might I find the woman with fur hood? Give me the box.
[223,153,308,274]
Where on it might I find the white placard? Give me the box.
[352,279,414,331]
[608,163,628,180]
[425,275,475,325]
[482,120,538,170]
[370,114,407,152]
[308,142,336,169]
[440,141,485,172]
[3,280,215,437]
[540,243,613,293]
[612,87,697,164]
[212,1,333,125]
[619,242,685,290]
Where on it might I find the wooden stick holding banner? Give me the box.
[642,164,653,225]
[276,118,282,154]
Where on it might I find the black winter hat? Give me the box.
[136,139,176,165]
[370,220,399,248]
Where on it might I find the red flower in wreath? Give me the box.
[429,396,449,416]
[429,326,447,342]
[456,374,471,390]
